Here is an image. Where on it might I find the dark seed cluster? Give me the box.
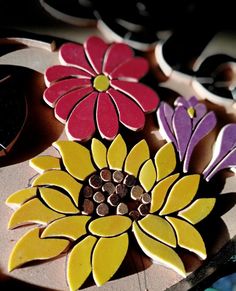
[80,168,151,220]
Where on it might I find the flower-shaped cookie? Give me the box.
[44,36,159,141]
[6,135,216,290]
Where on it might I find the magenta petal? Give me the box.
[111,80,159,112]
[96,93,119,140]
[108,88,145,131]
[44,65,91,87]
[55,87,94,123]
[66,92,97,141]
[110,57,149,81]
[43,78,91,107]
[84,36,109,74]
[59,43,96,76]
[183,111,217,172]
[103,43,133,75]
[173,106,192,161]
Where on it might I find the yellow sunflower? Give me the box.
[6,135,215,290]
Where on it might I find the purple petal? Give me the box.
[174,96,188,107]
[183,111,217,172]
[192,103,207,128]
[189,96,199,107]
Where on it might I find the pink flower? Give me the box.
[43,36,159,141]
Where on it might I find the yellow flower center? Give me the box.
[93,74,110,92]
[187,106,195,118]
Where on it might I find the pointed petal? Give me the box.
[111,80,159,112]
[174,97,189,107]
[155,143,177,181]
[8,228,69,271]
[192,103,207,128]
[89,216,131,237]
[138,214,176,247]
[103,43,133,75]
[43,78,91,107]
[139,159,156,192]
[92,233,129,286]
[39,188,79,214]
[8,198,64,229]
[6,188,37,208]
[66,92,97,141]
[108,88,145,130]
[84,36,108,74]
[132,222,186,277]
[125,140,150,177]
[150,174,180,213]
[29,156,60,174]
[91,138,108,169]
[166,217,206,259]
[178,198,216,224]
[59,43,95,75]
[110,57,148,81]
[96,92,119,140]
[41,216,91,240]
[67,236,97,291]
[160,175,200,215]
[53,141,95,181]
[107,134,127,170]
[54,86,93,123]
[32,170,82,206]
[45,65,91,87]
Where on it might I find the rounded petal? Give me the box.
[92,233,129,286]
[155,143,177,181]
[6,188,37,208]
[107,134,127,170]
[125,139,150,177]
[32,170,82,206]
[53,140,95,181]
[178,198,216,224]
[8,228,69,271]
[138,214,176,247]
[89,215,131,237]
[96,92,119,140]
[91,138,108,169]
[29,156,60,174]
[39,188,79,214]
[139,159,156,192]
[111,80,159,112]
[160,175,200,215]
[132,222,186,277]
[103,43,133,75]
[66,92,97,141]
[84,36,109,74]
[150,174,179,213]
[108,88,145,131]
[8,198,64,229]
[166,217,206,259]
[110,57,149,81]
[67,236,97,291]
[42,216,91,240]
[59,43,96,76]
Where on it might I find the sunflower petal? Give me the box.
[166,217,206,259]
[178,198,216,224]
[160,175,200,215]
[67,235,97,291]
[8,198,64,229]
[124,140,149,177]
[8,228,69,271]
[139,159,156,192]
[138,214,176,247]
[132,222,186,277]
[107,134,127,170]
[155,143,177,180]
[92,233,129,286]
[32,170,82,206]
[150,174,179,213]
[29,156,60,174]
[53,141,95,181]
[41,216,91,240]
[6,188,37,208]
[91,138,108,169]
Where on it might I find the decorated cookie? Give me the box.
[43,36,159,141]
